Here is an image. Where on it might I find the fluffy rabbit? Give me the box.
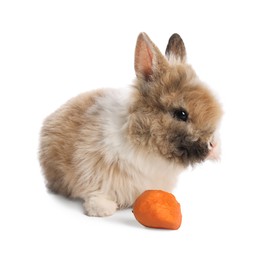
[39,33,222,216]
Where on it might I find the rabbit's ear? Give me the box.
[135,33,168,81]
[165,33,186,63]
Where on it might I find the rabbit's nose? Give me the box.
[207,139,220,160]
[208,141,215,150]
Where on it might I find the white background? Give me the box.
[1,0,262,259]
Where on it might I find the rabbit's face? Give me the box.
[128,33,222,166]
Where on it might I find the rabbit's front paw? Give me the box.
[83,196,117,217]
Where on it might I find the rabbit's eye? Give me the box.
[173,108,188,122]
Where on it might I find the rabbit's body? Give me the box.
[40,88,183,216]
[40,33,222,216]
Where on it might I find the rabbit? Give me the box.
[39,32,223,217]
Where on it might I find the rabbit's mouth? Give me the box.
[168,133,210,165]
[177,141,209,165]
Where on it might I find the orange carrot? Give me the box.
[133,190,182,230]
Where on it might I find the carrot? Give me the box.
[133,190,182,230]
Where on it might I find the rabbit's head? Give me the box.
[128,33,223,166]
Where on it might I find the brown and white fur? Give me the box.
[39,33,222,216]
